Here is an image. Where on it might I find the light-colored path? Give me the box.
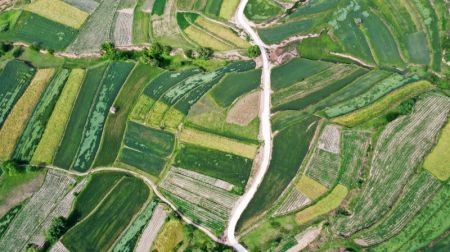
[226,1,273,251]
[135,204,168,252]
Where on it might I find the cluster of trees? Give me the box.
[0,41,13,57]
[0,160,37,176]
[185,47,214,60]
[247,45,261,58]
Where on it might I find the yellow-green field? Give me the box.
[32,69,85,164]
[146,101,169,127]
[423,121,450,181]
[179,128,258,159]
[25,0,89,29]
[0,69,55,160]
[333,81,434,127]
[295,184,348,224]
[130,95,155,123]
[152,219,184,251]
[195,16,249,48]
[162,108,185,131]
[184,25,233,51]
[296,175,329,200]
[219,0,240,20]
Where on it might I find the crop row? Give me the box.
[339,130,371,188]
[336,95,450,235]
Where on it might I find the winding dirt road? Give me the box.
[226,1,273,251]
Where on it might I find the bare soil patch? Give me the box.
[226,91,260,126]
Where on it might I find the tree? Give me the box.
[12,46,24,58]
[1,161,24,176]
[197,47,213,60]
[185,49,193,59]
[101,42,115,54]
[47,217,67,243]
[247,45,261,58]
[148,42,163,58]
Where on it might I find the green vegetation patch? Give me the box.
[210,69,261,107]
[238,114,319,230]
[0,11,78,50]
[71,172,125,220]
[205,0,223,17]
[271,58,330,90]
[152,0,167,16]
[258,17,323,44]
[0,60,36,128]
[289,0,339,19]
[13,69,69,162]
[72,61,134,172]
[0,204,22,239]
[119,148,166,176]
[174,143,252,188]
[244,0,283,22]
[94,64,163,167]
[63,176,149,251]
[53,63,108,169]
[423,121,450,181]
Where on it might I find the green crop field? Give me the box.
[205,0,222,17]
[13,69,69,162]
[423,121,450,181]
[94,64,163,167]
[258,17,323,44]
[238,114,318,230]
[72,61,134,171]
[133,0,151,44]
[174,144,252,188]
[244,0,282,22]
[53,63,108,169]
[119,148,166,176]
[71,172,125,220]
[0,11,78,50]
[62,176,149,251]
[0,60,35,128]
[152,0,167,16]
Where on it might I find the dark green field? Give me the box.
[0,60,36,128]
[62,176,149,252]
[71,172,125,220]
[94,64,164,167]
[174,144,252,188]
[53,63,108,169]
[118,148,166,176]
[238,114,319,230]
[258,17,323,44]
[205,0,223,17]
[0,11,78,50]
[210,69,261,107]
[152,0,167,16]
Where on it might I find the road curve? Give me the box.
[46,165,222,244]
[226,1,273,251]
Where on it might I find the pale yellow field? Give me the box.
[219,0,240,20]
[25,0,89,29]
[32,69,85,164]
[146,101,169,127]
[162,108,185,131]
[296,175,328,200]
[423,121,450,181]
[184,25,233,51]
[0,69,55,160]
[179,128,258,159]
[296,184,348,224]
[152,220,184,252]
[195,16,249,48]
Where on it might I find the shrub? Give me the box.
[197,47,213,60]
[0,161,24,175]
[247,45,261,58]
[46,217,68,244]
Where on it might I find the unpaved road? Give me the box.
[226,1,273,251]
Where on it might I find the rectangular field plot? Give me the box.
[273,188,311,217]
[32,69,85,165]
[133,204,167,252]
[132,0,151,44]
[238,115,319,230]
[174,144,252,189]
[335,95,450,235]
[62,177,150,252]
[71,62,134,172]
[53,63,108,169]
[66,0,120,53]
[0,60,36,129]
[0,68,54,160]
[114,9,134,46]
[13,69,69,162]
[159,167,239,233]
[0,171,74,251]
[219,0,239,20]
[0,11,78,51]
[24,0,89,29]
[258,17,323,44]
[179,128,258,159]
[118,121,175,176]
[339,130,371,188]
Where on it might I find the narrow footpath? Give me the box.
[226,1,273,251]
